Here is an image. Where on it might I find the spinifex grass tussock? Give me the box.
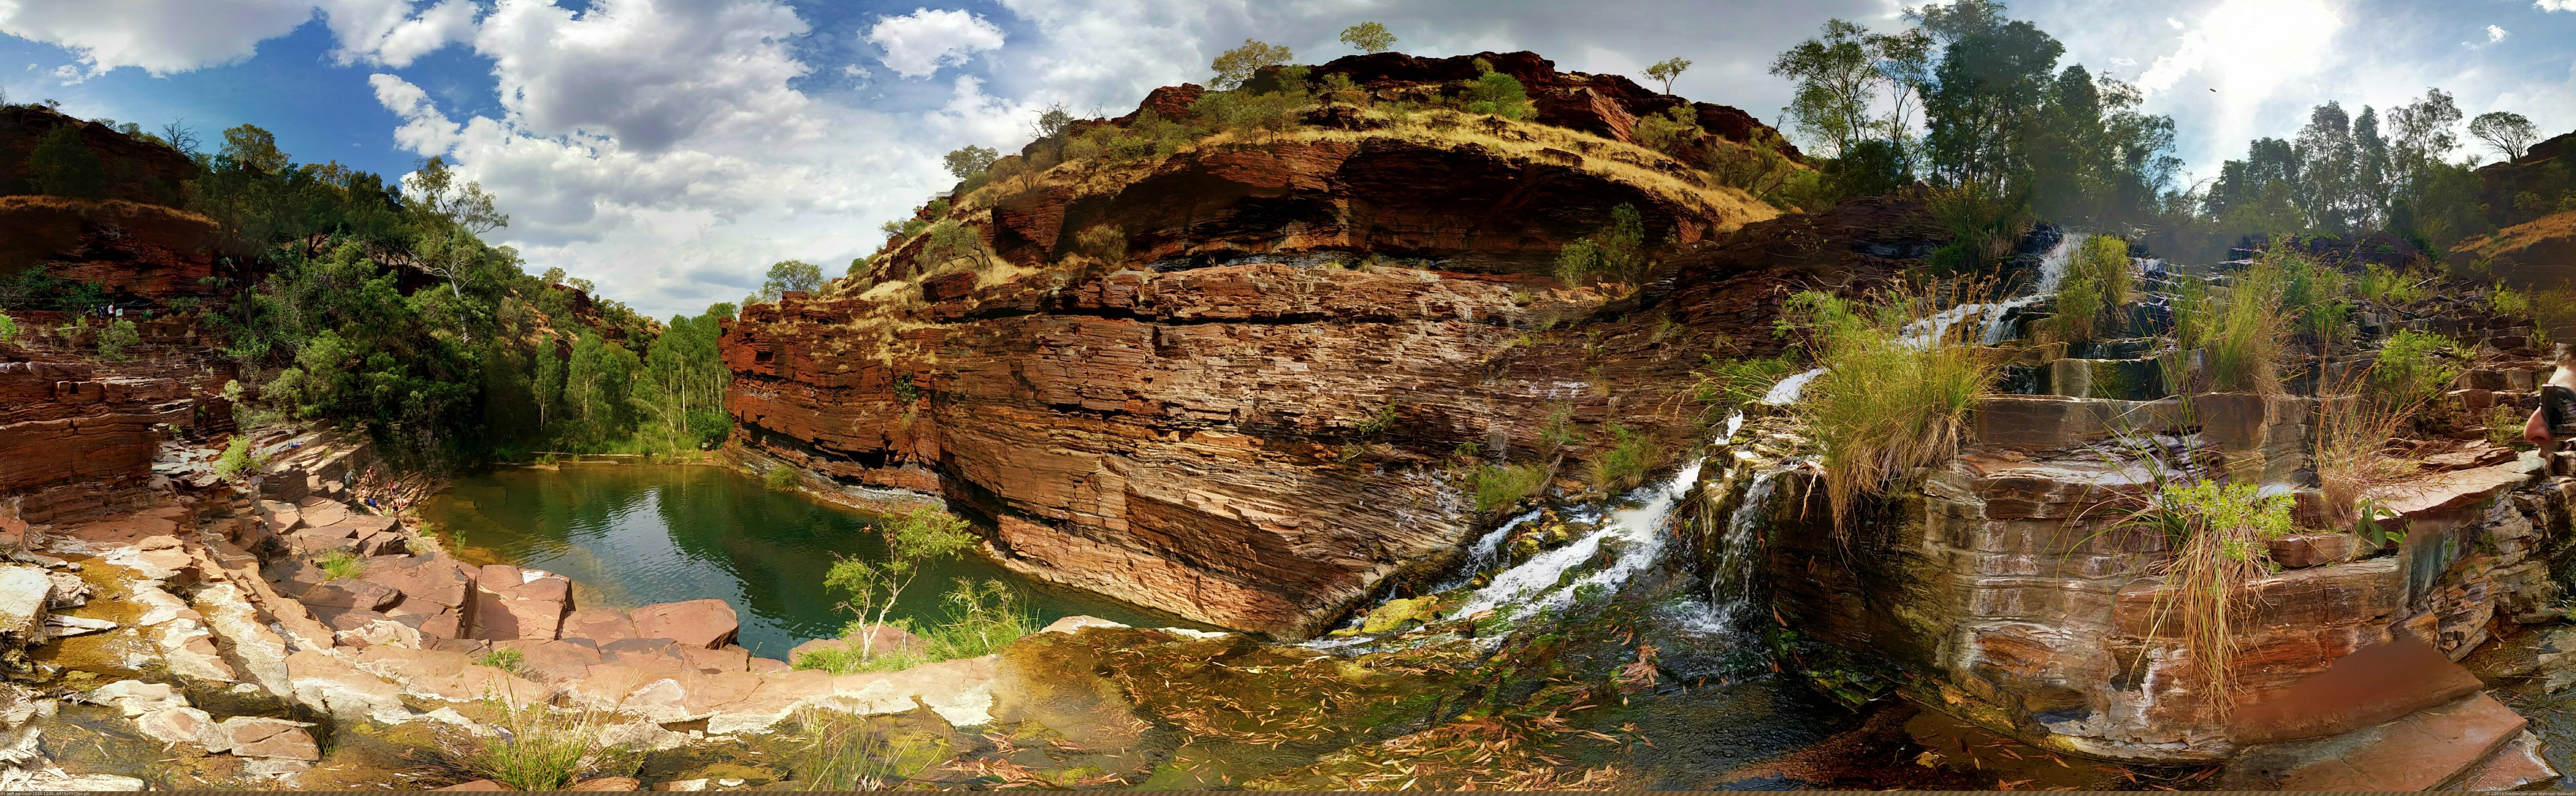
[1776,286,1999,534]
[1470,462,1549,513]
[2314,370,2428,530]
[439,686,637,790]
[789,708,945,790]
[2081,426,2297,717]
[2174,252,2296,395]
[314,549,364,580]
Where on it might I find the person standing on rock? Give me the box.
[2523,344,2576,452]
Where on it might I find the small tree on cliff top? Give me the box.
[1339,22,1395,53]
[1211,39,1293,90]
[822,507,978,664]
[1644,57,1691,95]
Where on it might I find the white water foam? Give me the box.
[1709,471,1780,624]
[1431,508,1543,593]
[1444,457,1706,624]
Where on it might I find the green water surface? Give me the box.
[417,464,1179,658]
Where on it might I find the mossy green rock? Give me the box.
[1360,597,1437,634]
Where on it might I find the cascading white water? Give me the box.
[1431,508,1542,592]
[1763,232,2084,405]
[1708,471,1779,624]
[1443,457,1706,625]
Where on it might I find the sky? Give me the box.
[3,0,2572,319]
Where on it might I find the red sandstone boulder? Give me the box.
[628,599,738,649]
[303,579,399,611]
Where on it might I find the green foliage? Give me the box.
[1073,223,1126,264]
[760,259,823,302]
[1210,39,1293,90]
[2175,258,2293,395]
[475,647,526,674]
[2490,282,2533,319]
[2371,329,2463,409]
[1585,423,1658,492]
[1551,204,1649,286]
[1693,354,1801,408]
[26,125,106,199]
[1631,106,1699,155]
[93,318,139,361]
[2355,262,2427,305]
[1643,57,1692,95]
[764,465,800,491]
[1777,287,1998,532]
[315,549,364,580]
[211,435,264,481]
[790,709,943,790]
[1470,463,1548,513]
[940,145,997,180]
[1705,135,1802,206]
[1770,20,1926,158]
[1338,22,1395,53]
[634,305,733,450]
[1539,402,1582,451]
[2051,235,2131,343]
[1462,62,1533,120]
[1923,183,2031,274]
[1192,87,1305,139]
[921,578,1037,660]
[819,507,979,668]
[0,313,17,344]
[2469,111,2540,162]
[892,373,918,404]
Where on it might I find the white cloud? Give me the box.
[0,0,314,76]
[864,8,1006,78]
[369,73,461,154]
[2539,0,2576,12]
[2487,24,2508,42]
[324,0,477,67]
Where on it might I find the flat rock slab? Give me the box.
[2454,730,2560,791]
[629,599,738,649]
[2230,638,2487,746]
[2222,692,2528,790]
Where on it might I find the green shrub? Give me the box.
[2356,263,2428,305]
[1551,204,1648,286]
[2175,258,2293,394]
[315,549,364,580]
[96,318,139,361]
[1073,224,1126,264]
[920,578,1037,660]
[764,465,801,491]
[1585,423,1657,492]
[2053,236,2133,343]
[27,125,106,199]
[2371,329,2462,409]
[1632,106,1698,154]
[2117,478,2295,712]
[476,647,526,674]
[820,507,978,670]
[1461,59,1533,120]
[211,435,264,481]
[1469,463,1547,513]
[2491,283,2532,318]
[0,312,16,343]
[1779,288,1999,532]
[1923,185,2030,274]
[1692,354,1801,408]
[1193,89,1305,139]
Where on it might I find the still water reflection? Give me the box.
[417,465,1175,657]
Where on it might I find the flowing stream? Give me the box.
[1444,457,1706,628]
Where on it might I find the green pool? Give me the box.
[417,464,1178,658]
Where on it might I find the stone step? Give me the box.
[2220,692,2529,790]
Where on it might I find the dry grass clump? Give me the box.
[2173,254,2295,395]
[2312,388,2426,530]
[2126,480,2295,714]
[438,689,637,790]
[1777,286,1999,533]
[789,708,945,790]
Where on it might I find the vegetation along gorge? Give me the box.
[6,0,2576,789]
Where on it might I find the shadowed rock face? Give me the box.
[0,105,197,205]
[0,359,194,524]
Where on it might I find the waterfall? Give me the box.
[1708,471,1779,625]
[1444,457,1706,624]
[1430,508,1542,592]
